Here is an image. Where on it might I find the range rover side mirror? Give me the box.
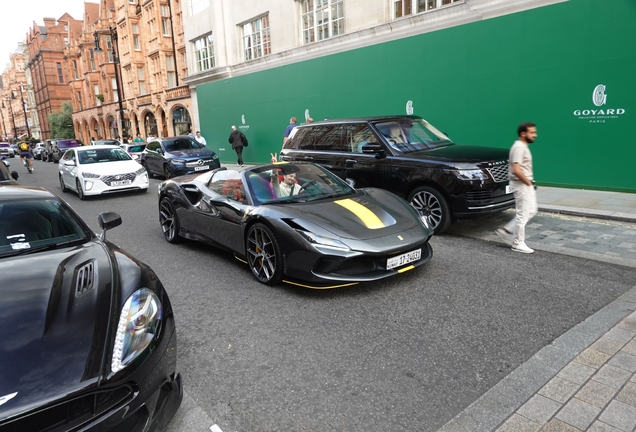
[361,143,384,155]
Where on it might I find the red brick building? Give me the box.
[26,14,82,139]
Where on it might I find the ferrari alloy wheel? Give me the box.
[163,164,173,179]
[59,174,67,192]
[76,179,86,200]
[408,185,451,234]
[246,223,283,285]
[159,198,182,243]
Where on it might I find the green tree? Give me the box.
[47,102,75,139]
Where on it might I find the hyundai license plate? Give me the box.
[387,248,421,270]
[194,165,209,171]
[112,180,131,186]
[505,185,512,194]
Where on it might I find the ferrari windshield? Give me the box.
[374,118,453,153]
[246,163,354,205]
[0,198,90,257]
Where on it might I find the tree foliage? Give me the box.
[47,102,75,139]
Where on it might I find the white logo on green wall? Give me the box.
[406,100,414,115]
[573,85,625,123]
[239,114,249,130]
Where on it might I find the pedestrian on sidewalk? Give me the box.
[228,125,248,167]
[496,122,538,254]
[283,117,297,145]
[195,131,207,146]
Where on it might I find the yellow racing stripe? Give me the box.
[397,265,415,273]
[334,199,385,229]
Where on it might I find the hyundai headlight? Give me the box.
[135,167,147,175]
[295,230,350,251]
[112,288,162,373]
[453,169,489,181]
[82,172,101,179]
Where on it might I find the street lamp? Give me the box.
[0,103,6,141]
[18,83,31,140]
[93,26,126,140]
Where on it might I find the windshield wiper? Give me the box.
[10,238,87,256]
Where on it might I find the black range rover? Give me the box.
[280,115,514,233]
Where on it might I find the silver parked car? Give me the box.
[0,143,15,158]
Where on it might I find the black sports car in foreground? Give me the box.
[0,186,182,431]
[158,162,434,288]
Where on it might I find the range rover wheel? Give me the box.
[246,223,283,285]
[159,198,182,243]
[408,185,451,234]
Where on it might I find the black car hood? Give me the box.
[278,189,419,240]
[402,144,509,167]
[167,148,215,158]
[0,241,114,419]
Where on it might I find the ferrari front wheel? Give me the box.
[159,198,183,243]
[246,223,283,285]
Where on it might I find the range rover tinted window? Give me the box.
[314,125,351,152]
[374,119,452,153]
[283,127,313,150]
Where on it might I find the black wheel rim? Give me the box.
[246,227,277,283]
[164,165,172,179]
[411,191,442,230]
[159,200,176,241]
[76,180,83,198]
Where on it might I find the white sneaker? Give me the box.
[512,243,534,254]
[495,228,513,246]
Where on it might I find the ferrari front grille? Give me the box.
[0,386,133,432]
[486,163,509,182]
[102,172,136,186]
[333,258,376,276]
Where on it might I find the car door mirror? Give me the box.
[63,160,76,166]
[156,148,164,155]
[98,212,122,241]
[361,143,384,154]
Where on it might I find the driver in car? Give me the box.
[270,153,301,197]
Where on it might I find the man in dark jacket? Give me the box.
[228,125,248,167]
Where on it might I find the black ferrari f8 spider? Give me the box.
[158,162,434,288]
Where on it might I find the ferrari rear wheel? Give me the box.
[246,223,283,285]
[159,198,183,243]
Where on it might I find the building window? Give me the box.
[94,84,101,106]
[166,55,176,87]
[193,34,214,72]
[242,15,271,60]
[132,24,140,50]
[56,62,64,84]
[112,78,119,102]
[64,37,69,46]
[301,0,343,44]
[137,67,146,94]
[77,91,83,110]
[161,5,171,36]
[72,60,79,79]
[89,50,96,71]
[106,36,115,63]
[129,0,135,3]
[191,0,209,15]
[394,0,462,19]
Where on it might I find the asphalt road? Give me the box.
[14,159,636,432]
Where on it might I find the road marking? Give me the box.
[210,425,223,432]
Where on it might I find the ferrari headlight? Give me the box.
[112,288,162,373]
[82,172,101,179]
[295,230,350,251]
[135,167,147,175]
[420,214,429,229]
[452,169,489,181]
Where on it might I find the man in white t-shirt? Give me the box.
[195,131,207,146]
[495,122,538,254]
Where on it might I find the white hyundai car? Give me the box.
[58,145,149,199]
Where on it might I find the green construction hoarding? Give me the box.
[196,0,635,192]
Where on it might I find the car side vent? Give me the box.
[75,261,97,297]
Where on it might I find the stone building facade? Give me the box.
[67,0,192,144]
[0,47,31,141]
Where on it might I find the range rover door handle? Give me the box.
[303,156,314,160]
[280,155,291,161]
[345,159,357,164]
